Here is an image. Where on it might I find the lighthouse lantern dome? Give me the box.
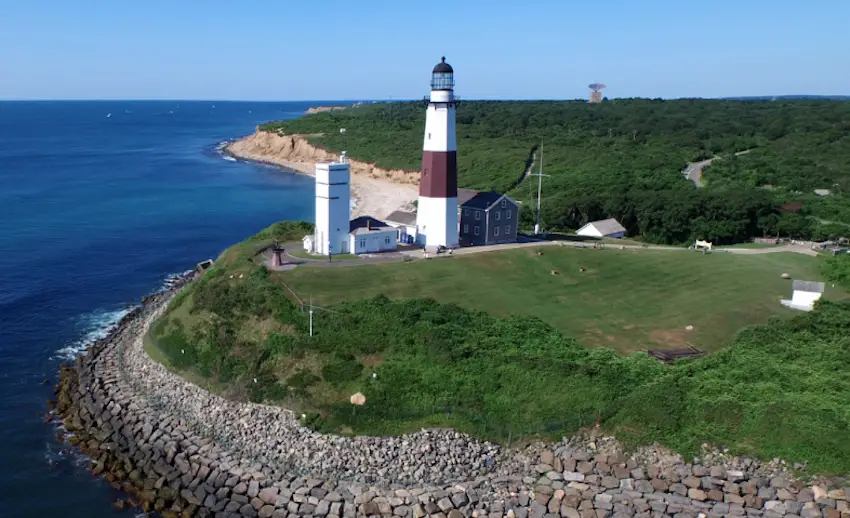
[430,57,454,90]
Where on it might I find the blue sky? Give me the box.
[1,0,848,100]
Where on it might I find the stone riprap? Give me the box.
[52,276,850,517]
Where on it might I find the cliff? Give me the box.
[225,130,418,218]
[225,130,418,186]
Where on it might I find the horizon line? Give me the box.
[2,94,849,103]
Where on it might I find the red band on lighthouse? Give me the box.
[420,151,457,198]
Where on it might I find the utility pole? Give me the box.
[528,142,550,235]
[309,295,314,337]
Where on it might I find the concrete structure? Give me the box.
[459,191,520,247]
[302,235,314,253]
[576,218,627,239]
[416,57,459,249]
[385,210,418,244]
[348,216,397,254]
[781,280,825,311]
[313,155,351,255]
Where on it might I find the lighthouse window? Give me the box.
[475,211,481,221]
[474,226,480,236]
[506,225,511,234]
[428,133,431,139]
[494,227,500,237]
[506,210,512,220]
[501,199,507,208]
[495,211,500,221]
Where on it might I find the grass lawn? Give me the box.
[277,247,845,353]
[720,242,782,249]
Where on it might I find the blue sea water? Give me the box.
[0,101,324,516]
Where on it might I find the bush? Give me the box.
[321,354,364,384]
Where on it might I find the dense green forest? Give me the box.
[150,222,850,473]
[262,99,850,244]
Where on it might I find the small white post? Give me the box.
[309,296,314,337]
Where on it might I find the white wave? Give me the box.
[222,155,236,162]
[51,307,132,361]
[161,269,193,291]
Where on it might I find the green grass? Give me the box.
[720,242,782,249]
[278,247,845,353]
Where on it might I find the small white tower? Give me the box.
[416,57,459,248]
[314,153,351,255]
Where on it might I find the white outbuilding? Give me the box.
[349,216,397,254]
[385,210,418,244]
[780,280,825,311]
[575,218,627,239]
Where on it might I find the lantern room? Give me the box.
[430,57,454,91]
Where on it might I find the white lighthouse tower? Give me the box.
[313,153,351,255]
[416,57,459,248]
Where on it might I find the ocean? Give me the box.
[0,101,322,516]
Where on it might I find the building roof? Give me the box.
[461,191,517,210]
[457,188,480,206]
[792,280,825,293]
[780,201,803,213]
[385,210,417,226]
[349,216,394,235]
[584,218,627,235]
[432,57,453,74]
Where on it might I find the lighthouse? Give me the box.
[416,57,459,248]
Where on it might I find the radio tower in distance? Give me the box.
[588,83,606,103]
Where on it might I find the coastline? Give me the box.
[48,273,845,517]
[224,130,418,220]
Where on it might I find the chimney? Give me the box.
[367,219,371,231]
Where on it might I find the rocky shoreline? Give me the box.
[51,275,850,517]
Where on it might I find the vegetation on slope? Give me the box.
[150,221,850,473]
[261,99,850,244]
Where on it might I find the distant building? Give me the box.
[458,191,520,246]
[779,201,803,213]
[781,280,825,312]
[348,216,397,254]
[385,210,418,244]
[576,218,627,239]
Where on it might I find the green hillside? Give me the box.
[148,221,850,473]
[262,99,850,244]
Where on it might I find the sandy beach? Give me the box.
[225,130,418,219]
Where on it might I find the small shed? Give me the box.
[385,210,418,244]
[349,216,397,254]
[576,218,627,239]
[780,280,825,312]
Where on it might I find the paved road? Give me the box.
[683,149,752,187]
[262,237,819,273]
